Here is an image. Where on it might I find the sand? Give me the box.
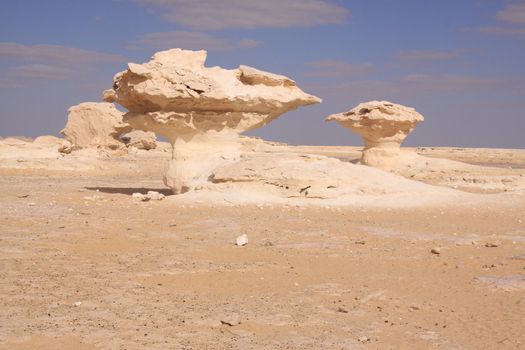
[1,144,524,349]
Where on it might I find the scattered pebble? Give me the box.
[147,191,165,201]
[485,242,499,248]
[132,191,165,202]
[236,234,249,246]
[337,307,348,313]
[28,202,36,206]
[409,305,421,311]
[355,240,366,245]
[16,194,29,198]
[73,301,82,307]
[431,248,441,255]
[358,336,370,343]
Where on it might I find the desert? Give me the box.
[1,46,525,350]
[2,2,525,349]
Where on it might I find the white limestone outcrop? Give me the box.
[326,101,424,169]
[121,130,157,150]
[104,48,321,193]
[61,102,131,150]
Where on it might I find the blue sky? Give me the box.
[1,0,524,148]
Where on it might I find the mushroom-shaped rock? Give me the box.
[61,102,131,150]
[104,48,321,193]
[326,101,424,169]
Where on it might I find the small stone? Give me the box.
[355,240,366,245]
[236,234,249,246]
[358,336,370,343]
[16,194,29,198]
[431,247,441,255]
[146,191,165,201]
[409,305,420,311]
[28,202,36,206]
[73,301,82,307]
[485,242,499,248]
[132,193,149,201]
[337,307,348,313]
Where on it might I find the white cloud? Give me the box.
[0,42,124,64]
[496,1,525,25]
[134,0,348,30]
[306,74,518,102]
[305,59,374,77]
[466,26,525,36]
[394,50,460,61]
[6,64,74,80]
[237,39,259,49]
[129,31,258,51]
[400,74,508,91]
[465,1,525,36]
[0,42,126,84]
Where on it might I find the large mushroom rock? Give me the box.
[104,48,321,193]
[61,102,131,150]
[326,101,424,169]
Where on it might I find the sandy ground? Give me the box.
[1,146,525,349]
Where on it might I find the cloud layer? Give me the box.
[0,43,124,64]
[394,50,460,61]
[466,1,525,36]
[496,1,525,25]
[305,59,374,78]
[129,31,258,51]
[134,0,348,30]
[0,43,125,82]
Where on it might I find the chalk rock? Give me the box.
[326,101,423,169]
[33,135,64,145]
[132,191,165,201]
[61,102,131,150]
[236,234,249,246]
[121,130,157,150]
[33,135,73,153]
[105,48,320,193]
[210,152,455,202]
[146,190,165,200]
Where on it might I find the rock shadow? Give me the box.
[84,187,172,196]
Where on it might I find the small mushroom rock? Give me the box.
[104,48,321,194]
[326,101,424,169]
[61,102,131,150]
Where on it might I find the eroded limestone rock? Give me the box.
[61,102,131,150]
[105,48,321,193]
[326,101,423,169]
[121,130,157,150]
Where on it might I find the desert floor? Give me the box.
[1,145,524,349]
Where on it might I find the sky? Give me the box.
[0,0,524,148]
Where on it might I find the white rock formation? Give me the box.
[326,101,424,169]
[104,48,321,193]
[132,191,165,201]
[121,130,157,150]
[61,102,131,150]
[33,135,73,154]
